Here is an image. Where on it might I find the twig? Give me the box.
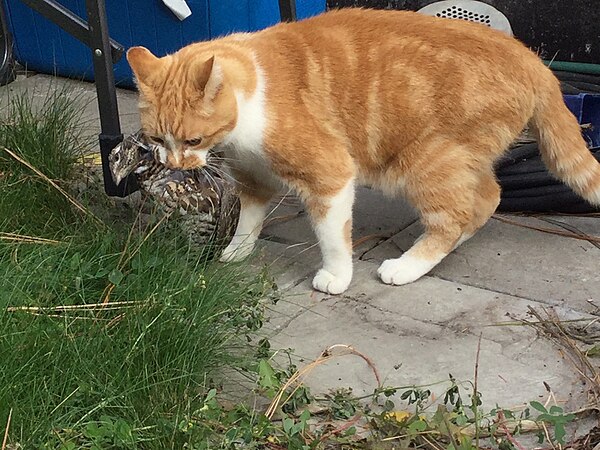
[2,408,12,450]
[525,307,600,403]
[488,318,594,327]
[421,435,446,450]
[493,215,600,243]
[541,421,558,450]
[474,333,482,450]
[266,344,381,419]
[2,146,103,225]
[105,313,127,330]
[538,217,600,251]
[352,232,392,249]
[19,312,111,320]
[442,413,461,450]
[317,413,362,443]
[100,283,116,306]
[497,410,526,450]
[381,430,442,441]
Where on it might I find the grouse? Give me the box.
[108,130,240,255]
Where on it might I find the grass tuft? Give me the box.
[0,85,92,235]
[0,87,272,449]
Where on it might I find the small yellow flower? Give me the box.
[386,411,411,422]
[385,411,426,422]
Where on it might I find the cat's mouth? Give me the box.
[161,150,208,170]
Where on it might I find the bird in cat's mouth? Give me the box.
[107,129,241,256]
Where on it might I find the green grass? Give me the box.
[0,85,92,235]
[0,88,272,448]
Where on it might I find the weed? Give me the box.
[530,401,576,445]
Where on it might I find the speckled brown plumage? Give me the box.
[109,130,240,254]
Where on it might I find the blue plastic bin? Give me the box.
[564,93,600,148]
[3,0,325,88]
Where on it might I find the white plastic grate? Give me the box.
[418,0,513,36]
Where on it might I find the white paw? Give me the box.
[219,242,254,263]
[312,269,352,295]
[377,255,436,286]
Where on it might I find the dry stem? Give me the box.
[493,215,600,243]
[265,344,381,420]
[1,409,11,450]
[2,146,103,225]
[0,232,61,244]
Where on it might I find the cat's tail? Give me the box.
[531,72,600,206]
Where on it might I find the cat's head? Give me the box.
[126,46,237,170]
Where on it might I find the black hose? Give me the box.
[499,192,593,214]
[497,148,600,213]
[554,71,600,85]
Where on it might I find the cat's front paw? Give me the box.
[312,269,351,295]
[219,241,255,263]
[377,256,433,285]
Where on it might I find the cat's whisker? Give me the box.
[206,163,240,186]
[201,167,219,192]
[265,188,293,220]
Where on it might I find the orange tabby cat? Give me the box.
[126,8,600,295]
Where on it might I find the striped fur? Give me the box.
[127,8,600,294]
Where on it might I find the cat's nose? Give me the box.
[181,149,208,169]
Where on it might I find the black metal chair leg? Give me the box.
[278,0,296,22]
[0,1,16,86]
[85,0,136,197]
[16,0,136,196]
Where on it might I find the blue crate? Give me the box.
[3,0,325,88]
[564,93,600,148]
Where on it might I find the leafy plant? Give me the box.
[530,401,576,445]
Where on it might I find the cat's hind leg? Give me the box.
[378,170,500,286]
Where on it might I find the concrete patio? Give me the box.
[3,74,599,415]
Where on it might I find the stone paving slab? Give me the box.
[261,187,418,247]
[258,210,600,412]
[263,258,592,411]
[361,215,600,313]
[0,74,140,139]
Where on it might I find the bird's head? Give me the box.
[109,130,154,185]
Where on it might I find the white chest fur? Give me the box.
[219,61,280,190]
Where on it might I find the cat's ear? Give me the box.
[127,47,162,86]
[195,56,223,105]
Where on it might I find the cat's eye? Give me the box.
[184,138,203,147]
[150,136,164,145]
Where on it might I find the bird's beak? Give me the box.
[112,170,125,186]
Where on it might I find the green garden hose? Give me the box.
[543,60,600,75]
